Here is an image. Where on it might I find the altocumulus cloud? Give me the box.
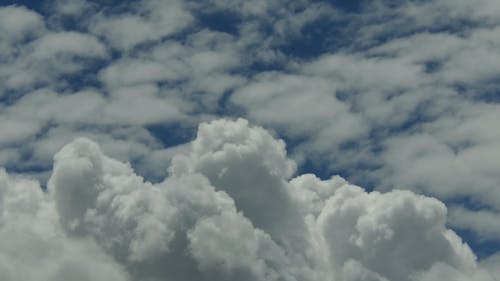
[0,119,497,281]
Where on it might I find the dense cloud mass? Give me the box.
[0,119,497,280]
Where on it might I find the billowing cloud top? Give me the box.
[0,119,496,281]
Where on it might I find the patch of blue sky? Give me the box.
[2,0,44,12]
[0,89,27,106]
[197,10,241,36]
[52,59,109,92]
[476,84,500,103]
[321,0,368,13]
[452,228,500,260]
[454,81,500,104]
[145,122,196,148]
[272,127,379,188]
[279,16,350,59]
[214,90,247,116]
[423,60,442,74]
[1,145,50,181]
[439,197,500,260]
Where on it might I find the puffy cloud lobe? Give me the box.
[316,186,476,281]
[48,136,269,280]
[188,211,290,281]
[170,119,311,253]
[342,260,389,281]
[0,119,497,281]
[49,139,177,268]
[290,174,347,216]
[0,169,130,281]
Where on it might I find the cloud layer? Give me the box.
[1,0,500,278]
[0,119,496,281]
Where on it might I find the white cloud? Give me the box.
[188,211,289,280]
[1,118,497,280]
[89,0,193,51]
[194,0,271,17]
[0,118,40,146]
[32,32,107,60]
[414,262,497,281]
[51,0,93,16]
[231,73,368,150]
[100,84,188,125]
[480,253,500,278]
[448,207,500,242]
[1,1,500,278]
[0,169,130,281]
[5,88,105,124]
[376,100,500,209]
[99,58,181,89]
[0,6,45,55]
[317,186,477,281]
[1,31,107,91]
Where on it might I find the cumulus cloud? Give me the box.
[0,169,129,281]
[0,119,496,280]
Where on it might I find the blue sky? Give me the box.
[1,1,500,280]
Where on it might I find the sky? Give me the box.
[0,0,500,280]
